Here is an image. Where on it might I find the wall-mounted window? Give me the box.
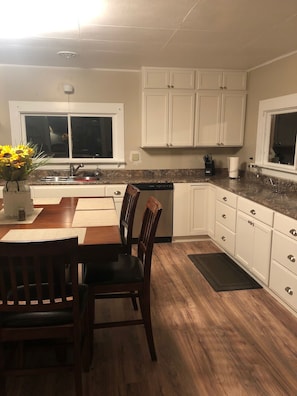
[9,101,125,168]
[255,93,297,176]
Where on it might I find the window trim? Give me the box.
[9,101,125,168]
[255,93,297,176]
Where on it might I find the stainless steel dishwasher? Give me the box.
[132,183,173,242]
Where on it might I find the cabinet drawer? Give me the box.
[272,231,297,276]
[274,212,297,241]
[216,187,237,208]
[216,201,236,232]
[237,196,274,226]
[105,184,126,198]
[215,222,235,255]
[270,260,297,312]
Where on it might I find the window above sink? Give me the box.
[9,101,125,169]
[255,93,297,179]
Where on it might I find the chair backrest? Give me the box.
[0,238,79,315]
[137,196,162,284]
[119,184,140,254]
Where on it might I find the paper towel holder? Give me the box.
[228,156,239,179]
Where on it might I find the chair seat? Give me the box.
[0,284,88,328]
[85,254,144,285]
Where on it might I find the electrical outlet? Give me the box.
[130,151,140,162]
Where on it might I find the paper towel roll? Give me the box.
[228,157,239,178]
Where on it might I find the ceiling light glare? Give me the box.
[0,0,107,39]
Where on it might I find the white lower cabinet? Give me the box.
[214,187,237,255]
[31,184,126,219]
[235,197,273,285]
[269,213,297,311]
[207,184,216,239]
[173,183,208,238]
[31,185,105,198]
[105,184,127,218]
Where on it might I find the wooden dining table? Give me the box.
[0,196,122,262]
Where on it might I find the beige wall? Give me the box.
[240,52,297,171]
[0,65,240,171]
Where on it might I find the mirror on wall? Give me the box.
[256,93,297,174]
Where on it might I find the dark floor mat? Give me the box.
[188,253,262,292]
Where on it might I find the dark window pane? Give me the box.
[269,113,297,165]
[71,117,113,158]
[25,116,69,158]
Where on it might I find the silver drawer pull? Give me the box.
[221,236,226,241]
[248,220,254,226]
[114,190,121,196]
[287,254,296,263]
[250,209,256,215]
[285,286,293,296]
[222,214,226,219]
[289,229,297,237]
[223,197,227,201]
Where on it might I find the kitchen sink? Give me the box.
[40,176,99,183]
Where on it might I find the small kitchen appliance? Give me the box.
[204,154,215,176]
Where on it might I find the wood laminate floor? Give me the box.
[6,240,297,395]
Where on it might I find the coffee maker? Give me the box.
[204,154,215,176]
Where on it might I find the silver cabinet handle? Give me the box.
[222,214,226,219]
[114,190,121,196]
[223,197,227,201]
[221,236,226,241]
[248,220,254,226]
[289,229,297,237]
[250,209,256,215]
[285,286,293,296]
[287,254,296,263]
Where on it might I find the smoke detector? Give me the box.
[57,50,77,60]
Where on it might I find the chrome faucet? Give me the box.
[69,163,84,176]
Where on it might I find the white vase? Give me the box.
[2,180,34,218]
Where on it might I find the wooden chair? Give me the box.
[119,184,140,255]
[85,196,162,361]
[0,237,89,396]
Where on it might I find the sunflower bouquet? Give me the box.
[0,144,47,182]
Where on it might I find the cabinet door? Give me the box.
[196,70,222,90]
[173,183,190,237]
[207,185,216,239]
[194,92,221,146]
[143,68,195,89]
[142,91,168,147]
[189,184,208,235]
[143,69,170,89]
[252,221,272,284]
[31,185,105,198]
[169,92,195,146]
[196,70,247,90]
[222,71,247,90]
[220,92,246,146]
[170,70,195,89]
[235,211,254,269]
[235,211,271,285]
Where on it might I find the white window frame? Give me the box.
[9,101,125,169]
[255,93,297,179]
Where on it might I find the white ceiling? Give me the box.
[1,0,297,70]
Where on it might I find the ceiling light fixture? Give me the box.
[57,50,78,59]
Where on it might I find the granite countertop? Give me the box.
[7,168,296,221]
[208,177,297,221]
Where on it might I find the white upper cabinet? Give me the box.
[142,67,247,148]
[142,90,195,147]
[195,91,246,147]
[143,68,195,89]
[196,70,247,90]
